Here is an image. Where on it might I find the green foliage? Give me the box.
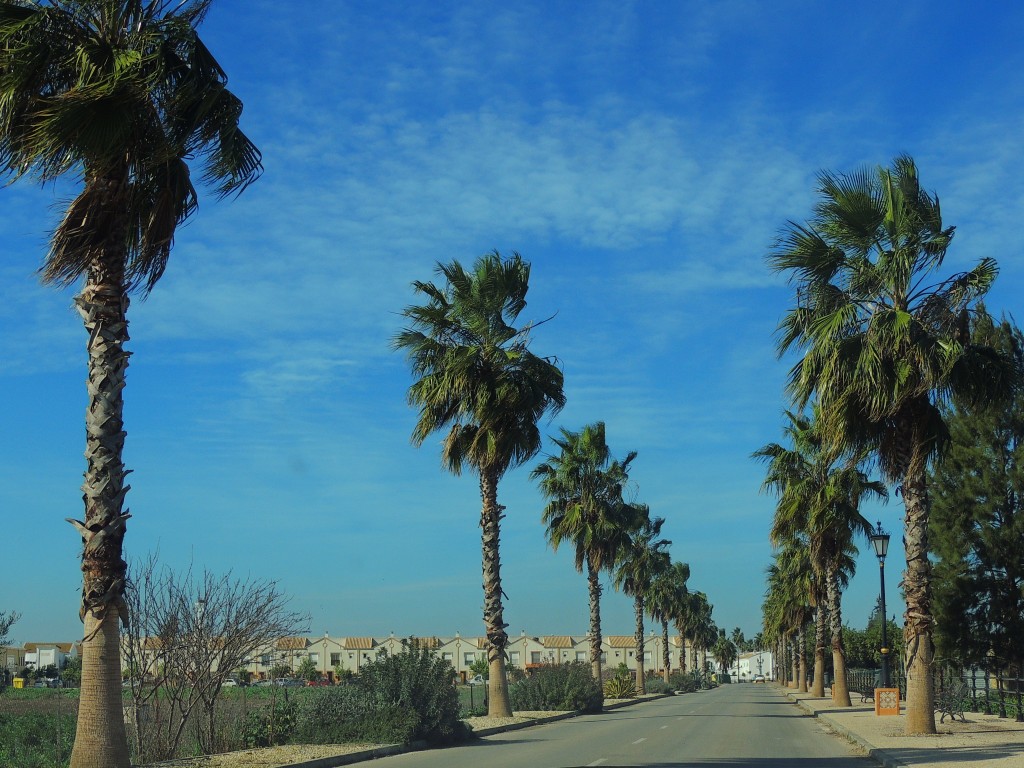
[296,656,319,682]
[293,684,374,743]
[0,711,76,768]
[355,641,467,744]
[929,314,1024,669]
[668,671,698,693]
[60,657,81,687]
[643,677,674,694]
[269,664,291,679]
[602,674,636,699]
[469,657,488,679]
[238,694,297,748]
[510,662,603,713]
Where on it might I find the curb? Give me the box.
[787,692,909,768]
[277,743,420,768]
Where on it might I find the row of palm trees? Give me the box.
[395,253,725,714]
[758,156,1016,735]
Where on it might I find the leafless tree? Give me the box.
[122,554,307,761]
[0,610,18,646]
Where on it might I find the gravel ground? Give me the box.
[147,711,572,767]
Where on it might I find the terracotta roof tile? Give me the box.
[543,635,574,648]
[344,637,376,650]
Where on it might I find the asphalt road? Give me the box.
[384,684,876,768]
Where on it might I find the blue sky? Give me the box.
[3,0,1023,646]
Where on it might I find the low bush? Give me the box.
[643,678,674,694]
[237,693,297,748]
[0,711,76,768]
[293,684,372,744]
[668,671,698,693]
[603,674,635,699]
[510,662,603,713]
[353,641,468,744]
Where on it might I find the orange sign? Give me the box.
[875,687,900,715]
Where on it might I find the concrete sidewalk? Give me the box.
[782,686,1024,768]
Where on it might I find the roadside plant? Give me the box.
[603,672,636,700]
[510,662,603,713]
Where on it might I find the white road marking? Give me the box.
[660,725,668,729]
[632,737,647,744]
[586,760,607,766]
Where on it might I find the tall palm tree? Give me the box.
[755,409,886,702]
[394,251,565,717]
[764,541,813,691]
[685,591,715,681]
[648,560,689,682]
[0,4,260,766]
[613,509,669,694]
[769,156,1013,732]
[532,421,636,682]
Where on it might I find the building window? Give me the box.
[463,653,475,666]
[576,652,586,662]
[509,652,520,665]
[330,653,340,666]
[643,652,652,663]
[261,654,271,666]
[309,653,319,664]
[601,653,608,663]
[531,651,541,664]
[442,652,453,662]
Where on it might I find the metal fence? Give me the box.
[839,666,1022,721]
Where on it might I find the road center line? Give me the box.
[660,725,668,729]
[632,738,647,744]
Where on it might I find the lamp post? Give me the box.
[869,521,891,688]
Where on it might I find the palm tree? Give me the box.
[532,421,636,682]
[769,156,1013,732]
[764,541,813,692]
[394,251,565,717]
[685,591,715,682]
[0,4,260,765]
[755,409,887,702]
[648,560,689,682]
[612,508,669,694]
[713,629,738,678]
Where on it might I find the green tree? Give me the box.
[648,560,689,682]
[768,156,1011,733]
[0,3,260,765]
[532,421,637,682]
[296,656,319,683]
[929,314,1024,672]
[612,509,669,694]
[394,251,565,717]
[712,630,737,678]
[62,655,83,687]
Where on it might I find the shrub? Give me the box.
[510,662,603,714]
[238,693,297,748]
[293,683,373,744]
[644,678,674,694]
[356,641,468,744]
[0,711,76,768]
[603,674,636,699]
[668,671,698,693]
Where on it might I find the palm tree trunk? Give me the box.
[903,467,937,733]
[661,619,670,683]
[790,633,798,688]
[479,469,512,717]
[634,595,646,694]
[797,622,808,692]
[827,562,852,707]
[812,601,827,697]
[69,246,133,768]
[586,558,604,683]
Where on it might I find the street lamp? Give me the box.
[869,521,891,688]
